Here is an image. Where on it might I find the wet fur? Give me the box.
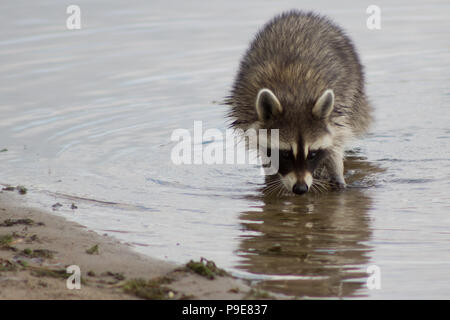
[226,10,373,194]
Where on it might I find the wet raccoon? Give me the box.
[227,11,372,195]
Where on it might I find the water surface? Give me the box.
[1,0,449,298]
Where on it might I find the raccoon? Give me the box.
[226,11,372,195]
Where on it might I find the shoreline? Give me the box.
[0,187,257,300]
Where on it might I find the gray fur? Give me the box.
[226,10,373,193]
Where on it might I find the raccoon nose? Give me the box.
[292,183,308,195]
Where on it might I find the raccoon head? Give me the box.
[255,88,335,195]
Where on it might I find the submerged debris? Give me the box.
[52,203,63,211]
[267,243,282,253]
[1,185,27,194]
[16,186,27,194]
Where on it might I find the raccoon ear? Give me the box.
[312,89,335,119]
[255,88,283,122]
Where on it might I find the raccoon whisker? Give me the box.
[317,185,327,194]
[277,183,288,197]
[313,178,330,189]
[313,181,327,191]
[262,181,277,190]
[312,182,325,191]
[264,178,282,188]
[310,184,321,194]
[277,185,285,197]
[270,181,286,198]
[313,177,326,184]
[262,184,278,195]
[264,179,281,187]
[317,184,328,193]
[264,183,278,190]
[267,185,281,196]
[273,185,285,198]
[263,179,284,197]
[311,180,328,194]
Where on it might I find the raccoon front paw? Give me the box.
[330,179,346,190]
[334,182,346,190]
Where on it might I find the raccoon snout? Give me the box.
[292,183,309,195]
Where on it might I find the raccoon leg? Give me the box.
[323,149,346,189]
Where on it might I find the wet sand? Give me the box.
[0,189,251,300]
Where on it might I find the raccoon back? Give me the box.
[227,10,372,137]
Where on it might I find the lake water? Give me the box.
[1,0,449,298]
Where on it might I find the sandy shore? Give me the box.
[0,187,255,300]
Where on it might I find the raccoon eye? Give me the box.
[279,150,291,159]
[307,150,318,160]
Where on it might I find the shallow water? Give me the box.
[1,0,449,298]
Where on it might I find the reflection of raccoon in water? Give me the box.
[226,11,373,195]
